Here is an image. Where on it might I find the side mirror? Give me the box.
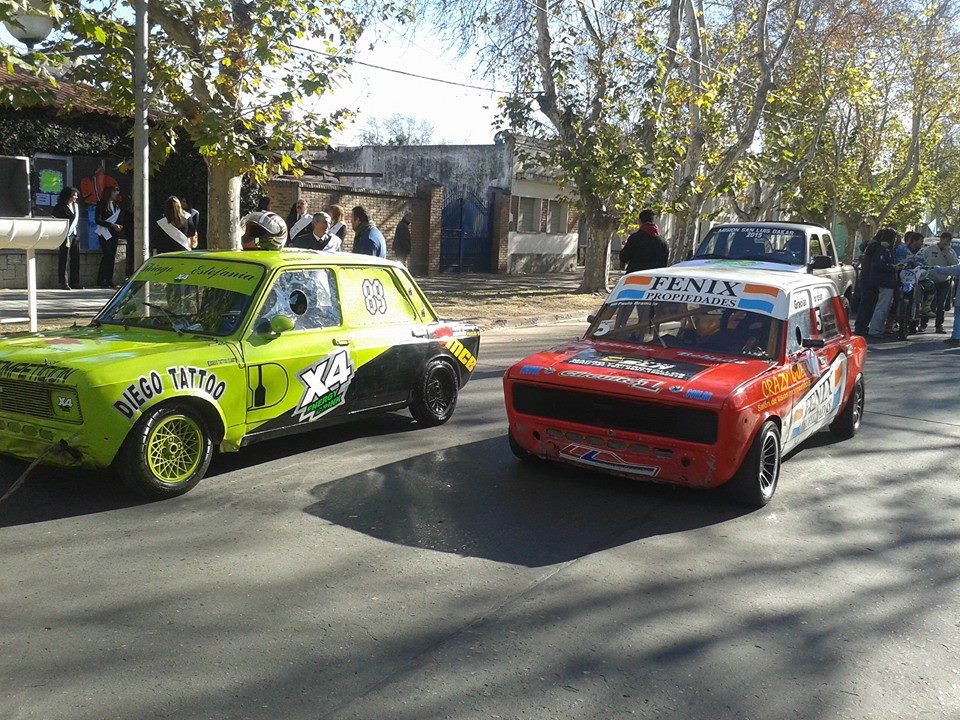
[801,337,825,349]
[262,315,295,335]
[809,255,832,270]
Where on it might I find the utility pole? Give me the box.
[133,0,149,270]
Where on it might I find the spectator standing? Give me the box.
[180,197,201,246]
[95,187,123,288]
[392,210,413,266]
[619,209,669,273]
[51,186,82,290]
[328,205,348,246]
[290,211,341,252]
[867,229,898,337]
[154,196,198,254]
[854,231,884,335]
[920,231,959,333]
[79,161,120,249]
[286,199,313,244]
[351,205,386,258]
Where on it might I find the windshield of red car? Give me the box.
[694,226,806,266]
[586,300,782,360]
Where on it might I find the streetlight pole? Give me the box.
[132,0,149,270]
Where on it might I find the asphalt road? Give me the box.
[1,320,958,720]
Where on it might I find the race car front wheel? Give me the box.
[116,402,213,500]
[726,420,781,508]
[409,358,459,427]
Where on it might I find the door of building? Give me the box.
[440,189,491,273]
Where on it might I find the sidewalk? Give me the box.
[0,272,612,333]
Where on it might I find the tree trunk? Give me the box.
[578,216,613,294]
[206,157,243,250]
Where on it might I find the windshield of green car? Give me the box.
[586,300,782,360]
[694,226,806,266]
[98,258,265,335]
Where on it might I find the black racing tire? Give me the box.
[726,420,781,508]
[409,358,459,427]
[115,402,213,500]
[830,376,864,439]
[508,426,538,462]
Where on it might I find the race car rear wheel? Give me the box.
[830,376,864,439]
[409,358,459,427]
[726,420,781,508]
[116,402,213,500]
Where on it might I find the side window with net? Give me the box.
[253,269,342,333]
[787,291,814,355]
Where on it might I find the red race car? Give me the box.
[503,265,868,506]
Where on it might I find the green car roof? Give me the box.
[156,249,406,271]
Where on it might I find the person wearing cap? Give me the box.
[240,210,287,250]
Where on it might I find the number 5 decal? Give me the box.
[362,278,388,315]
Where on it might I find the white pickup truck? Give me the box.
[678,222,858,304]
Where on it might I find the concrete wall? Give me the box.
[507,232,578,273]
[0,245,127,289]
[322,145,511,198]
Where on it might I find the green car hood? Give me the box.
[0,327,236,387]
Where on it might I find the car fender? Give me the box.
[106,390,230,464]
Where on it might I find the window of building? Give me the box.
[517,197,540,232]
[547,200,567,234]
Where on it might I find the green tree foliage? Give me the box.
[2,0,401,248]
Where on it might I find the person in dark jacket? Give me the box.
[95,186,123,288]
[867,230,898,336]
[853,230,886,335]
[51,186,82,289]
[619,209,669,273]
[351,205,386,258]
[392,210,413,266]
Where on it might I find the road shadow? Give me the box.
[0,460,141,528]
[207,411,420,477]
[0,413,423,527]
[304,435,749,567]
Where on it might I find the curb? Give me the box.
[469,311,589,331]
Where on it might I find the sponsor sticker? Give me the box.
[560,443,660,477]
[520,365,543,375]
[559,370,664,392]
[442,337,477,372]
[684,389,713,401]
[611,274,786,317]
[295,349,354,423]
[567,349,707,381]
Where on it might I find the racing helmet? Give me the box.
[241,211,287,250]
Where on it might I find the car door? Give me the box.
[335,264,430,410]
[782,287,847,450]
[241,266,351,435]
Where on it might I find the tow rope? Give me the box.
[0,439,78,507]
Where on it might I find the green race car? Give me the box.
[0,250,480,499]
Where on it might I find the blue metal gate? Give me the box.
[440,189,491,273]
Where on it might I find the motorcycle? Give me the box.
[896,264,935,340]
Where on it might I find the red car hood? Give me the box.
[507,339,774,407]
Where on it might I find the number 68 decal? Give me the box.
[362,278,388,315]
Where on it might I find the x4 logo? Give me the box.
[296,350,355,423]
